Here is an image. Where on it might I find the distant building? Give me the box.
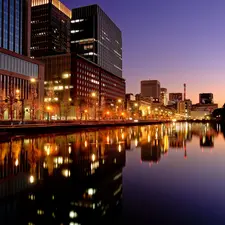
[140,80,160,98]
[160,88,168,105]
[0,0,31,56]
[71,4,122,77]
[177,99,192,117]
[192,103,218,112]
[31,0,71,57]
[199,93,213,104]
[169,93,182,102]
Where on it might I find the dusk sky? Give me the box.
[63,0,225,106]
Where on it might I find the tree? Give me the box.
[0,94,7,120]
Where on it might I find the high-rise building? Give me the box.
[70,4,122,77]
[169,93,183,102]
[199,93,213,104]
[31,0,71,58]
[160,88,167,105]
[0,0,31,56]
[40,53,125,119]
[140,80,160,99]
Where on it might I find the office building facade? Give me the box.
[31,0,71,58]
[40,53,125,118]
[71,4,122,77]
[0,0,31,56]
[141,80,160,99]
[0,47,44,119]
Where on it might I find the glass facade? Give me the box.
[0,52,39,77]
[0,0,24,54]
[71,5,123,77]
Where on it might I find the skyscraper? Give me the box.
[31,0,71,58]
[140,80,160,99]
[70,4,122,77]
[0,0,31,56]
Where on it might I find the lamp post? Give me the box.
[30,78,38,121]
[91,92,97,120]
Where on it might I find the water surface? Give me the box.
[0,122,225,225]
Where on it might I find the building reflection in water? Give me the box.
[0,122,218,224]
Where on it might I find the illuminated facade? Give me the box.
[160,87,168,106]
[31,0,71,57]
[0,47,44,119]
[0,0,31,56]
[71,4,122,77]
[40,53,125,119]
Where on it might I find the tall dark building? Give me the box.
[199,93,213,104]
[0,0,31,56]
[71,4,122,77]
[31,0,71,58]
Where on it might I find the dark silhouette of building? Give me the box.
[0,0,31,56]
[71,4,122,77]
[169,93,183,102]
[199,93,213,104]
[31,0,71,58]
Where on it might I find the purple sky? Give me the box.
[63,0,225,106]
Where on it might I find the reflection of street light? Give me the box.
[16,89,20,94]
[15,159,19,166]
[29,175,35,184]
[118,99,122,103]
[91,154,96,162]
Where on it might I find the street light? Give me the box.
[91,92,97,120]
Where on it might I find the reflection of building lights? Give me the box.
[69,211,78,219]
[85,140,88,148]
[148,135,151,143]
[37,209,44,215]
[68,146,72,154]
[135,138,138,147]
[43,162,47,168]
[122,133,124,140]
[87,188,96,196]
[118,144,122,152]
[62,169,71,177]
[15,159,19,166]
[91,154,96,162]
[58,157,63,164]
[69,222,80,225]
[29,175,35,184]
[106,135,109,143]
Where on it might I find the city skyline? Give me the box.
[63,0,225,106]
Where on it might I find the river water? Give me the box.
[0,122,225,225]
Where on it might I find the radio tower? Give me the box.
[184,83,186,100]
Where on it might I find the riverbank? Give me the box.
[0,119,215,136]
